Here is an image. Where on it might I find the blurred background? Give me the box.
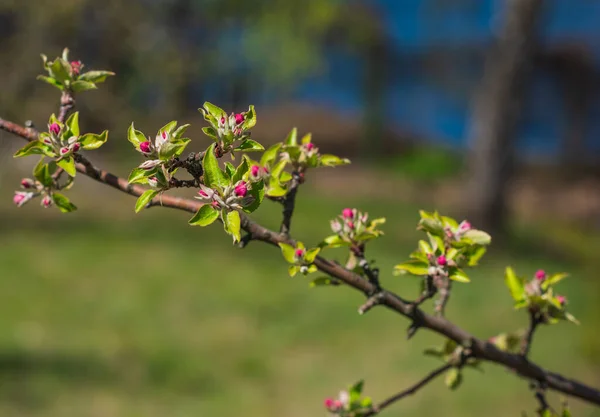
[1,0,600,416]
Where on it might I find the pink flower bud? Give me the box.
[161,131,167,140]
[42,196,52,208]
[20,179,34,189]
[251,165,260,177]
[262,166,269,174]
[305,142,315,151]
[333,400,343,409]
[199,190,209,197]
[556,295,566,305]
[437,255,447,266]
[535,270,546,281]
[295,248,305,258]
[324,398,335,409]
[13,193,26,205]
[342,208,353,219]
[70,60,82,75]
[139,141,152,154]
[459,220,471,231]
[211,200,220,209]
[234,181,248,197]
[220,116,226,125]
[71,142,80,152]
[234,113,245,125]
[49,123,61,136]
[347,221,355,229]
[60,147,69,155]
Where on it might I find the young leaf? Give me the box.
[284,128,298,146]
[66,112,80,136]
[232,158,249,184]
[242,179,264,213]
[448,267,470,283]
[188,205,220,226]
[202,126,218,141]
[418,239,433,255]
[79,131,108,150]
[505,267,525,301]
[14,141,55,158]
[203,102,226,119]
[51,192,77,213]
[135,189,159,213]
[304,248,320,263]
[541,273,568,290]
[57,157,76,177]
[37,75,63,90]
[393,261,429,276]
[310,277,337,287]
[224,210,241,242]
[128,167,153,184]
[241,105,257,130]
[320,235,349,248]
[260,143,282,166]
[463,230,492,246]
[128,123,146,147]
[71,81,97,92]
[278,243,296,264]
[320,154,350,167]
[78,70,115,84]
[288,265,299,277]
[234,139,264,152]
[49,59,71,83]
[33,159,54,187]
[350,380,364,399]
[445,368,462,390]
[202,143,229,188]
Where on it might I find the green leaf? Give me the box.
[232,158,249,184]
[128,123,146,147]
[51,192,77,213]
[541,273,568,290]
[234,139,264,152]
[441,216,459,229]
[419,217,444,236]
[135,189,159,213]
[202,126,218,141]
[158,138,191,160]
[310,277,337,287]
[449,268,470,283]
[360,397,373,408]
[467,246,487,266]
[320,235,349,248]
[49,58,71,83]
[284,128,298,146]
[202,143,229,188]
[79,131,108,150]
[320,154,350,167]
[242,179,264,213]
[128,167,154,184]
[37,75,63,90]
[304,248,320,263]
[33,159,55,187]
[418,239,433,254]
[393,261,429,276]
[159,121,178,137]
[463,230,492,246]
[14,141,55,158]
[172,124,191,139]
[188,205,220,226]
[505,267,525,301]
[266,180,287,197]
[71,81,97,92]
[57,157,76,177]
[423,348,444,359]
[78,70,115,84]
[565,312,580,325]
[203,102,226,119]
[65,112,80,136]
[225,162,236,179]
[260,143,282,166]
[278,243,296,264]
[223,210,241,243]
[350,380,364,399]
[445,368,462,390]
[241,105,257,130]
[288,265,298,277]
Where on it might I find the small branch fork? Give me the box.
[521,309,541,358]
[3,117,600,408]
[279,170,303,236]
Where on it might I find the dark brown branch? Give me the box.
[364,363,453,416]
[3,117,600,407]
[280,170,302,235]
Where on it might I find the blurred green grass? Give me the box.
[0,182,599,417]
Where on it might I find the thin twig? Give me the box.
[434,277,452,316]
[58,91,75,123]
[3,117,600,407]
[365,364,453,416]
[521,310,541,358]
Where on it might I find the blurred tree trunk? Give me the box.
[466,0,544,236]
[362,34,388,159]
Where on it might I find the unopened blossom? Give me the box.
[139,141,152,154]
[20,179,34,189]
[331,219,342,234]
[535,270,546,281]
[324,398,335,410]
[60,147,70,155]
[71,142,80,152]
[49,123,61,136]
[458,220,471,232]
[305,142,315,151]
[41,196,52,208]
[437,255,447,266]
[234,113,244,125]
[13,192,31,207]
[234,181,248,197]
[556,295,566,306]
[295,248,305,259]
[342,208,354,219]
[70,60,82,75]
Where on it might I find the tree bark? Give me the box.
[466,0,544,235]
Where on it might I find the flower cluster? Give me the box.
[278,242,320,277]
[323,381,372,417]
[280,128,349,170]
[505,267,578,325]
[196,180,255,211]
[321,208,386,249]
